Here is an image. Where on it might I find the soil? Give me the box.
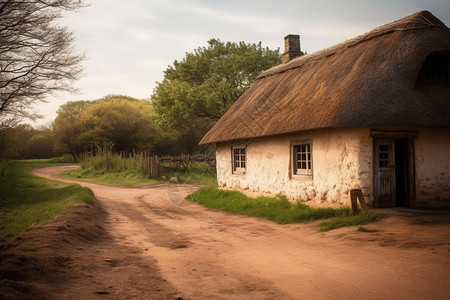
[1,166,450,299]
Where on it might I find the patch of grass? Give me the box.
[18,241,38,251]
[0,160,96,242]
[162,161,217,186]
[62,166,164,186]
[64,160,217,186]
[319,211,383,232]
[187,187,382,230]
[357,226,379,233]
[49,154,77,163]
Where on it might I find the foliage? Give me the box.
[187,187,382,230]
[0,160,95,242]
[80,96,161,153]
[152,39,281,152]
[52,100,92,160]
[52,95,179,157]
[0,0,85,128]
[0,124,55,160]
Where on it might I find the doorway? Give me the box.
[373,135,416,208]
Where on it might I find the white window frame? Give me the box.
[232,147,246,174]
[292,142,312,177]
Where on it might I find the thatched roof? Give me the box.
[200,11,450,145]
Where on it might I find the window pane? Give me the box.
[233,148,246,172]
[293,143,311,174]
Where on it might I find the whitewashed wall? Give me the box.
[215,127,450,208]
[415,129,450,208]
[215,128,373,207]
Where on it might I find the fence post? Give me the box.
[350,189,367,215]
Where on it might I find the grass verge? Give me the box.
[64,161,217,186]
[187,186,382,230]
[318,211,383,231]
[0,160,95,242]
[62,167,164,186]
[161,161,217,186]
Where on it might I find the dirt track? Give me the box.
[1,166,450,299]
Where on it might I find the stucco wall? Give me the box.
[216,127,450,208]
[415,129,450,208]
[215,128,373,207]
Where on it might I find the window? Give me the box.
[233,148,246,174]
[293,143,312,176]
[417,54,449,83]
[378,144,390,168]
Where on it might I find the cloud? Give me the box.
[33,0,450,125]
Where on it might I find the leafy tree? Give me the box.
[0,0,85,130]
[6,124,35,158]
[52,100,92,160]
[80,96,162,153]
[152,39,281,152]
[52,95,183,157]
[27,134,55,159]
[0,123,55,159]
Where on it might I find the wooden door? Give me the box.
[374,139,396,207]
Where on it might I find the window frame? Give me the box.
[291,141,313,178]
[232,147,247,174]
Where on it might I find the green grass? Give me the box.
[18,241,38,251]
[0,160,95,242]
[161,161,217,186]
[62,166,165,186]
[318,211,383,232]
[64,160,217,186]
[187,186,382,230]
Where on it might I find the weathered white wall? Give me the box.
[216,127,450,208]
[415,129,450,208]
[215,128,373,207]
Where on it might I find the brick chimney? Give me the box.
[282,34,304,64]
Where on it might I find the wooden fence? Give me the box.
[82,143,215,178]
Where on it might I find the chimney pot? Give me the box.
[282,34,304,64]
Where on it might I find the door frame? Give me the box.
[371,130,417,208]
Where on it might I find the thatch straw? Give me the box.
[200,11,450,145]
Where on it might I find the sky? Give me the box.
[33,0,450,126]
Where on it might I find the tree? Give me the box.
[52,100,92,160]
[52,95,183,158]
[0,0,85,129]
[152,39,281,152]
[0,123,55,159]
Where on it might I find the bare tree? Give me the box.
[0,0,86,130]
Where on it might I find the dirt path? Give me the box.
[2,166,450,299]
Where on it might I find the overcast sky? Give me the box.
[33,0,450,125]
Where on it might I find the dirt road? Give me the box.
[2,166,450,299]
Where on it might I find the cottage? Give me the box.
[200,11,450,209]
